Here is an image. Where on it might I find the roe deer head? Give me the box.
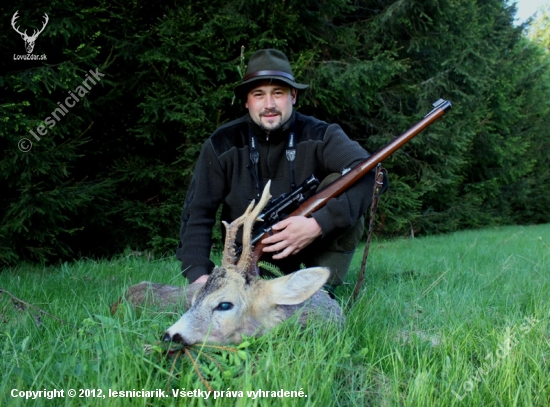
[163,181,341,345]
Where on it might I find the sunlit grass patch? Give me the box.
[1,224,549,406]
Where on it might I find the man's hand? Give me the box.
[261,216,322,260]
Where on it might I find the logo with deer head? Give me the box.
[11,11,49,54]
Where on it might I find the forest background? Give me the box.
[1,0,549,265]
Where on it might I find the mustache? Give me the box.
[259,108,282,117]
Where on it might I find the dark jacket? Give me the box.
[176,111,373,282]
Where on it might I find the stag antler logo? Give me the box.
[11,11,49,54]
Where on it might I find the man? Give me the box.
[176,49,386,292]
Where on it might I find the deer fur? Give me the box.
[116,181,343,345]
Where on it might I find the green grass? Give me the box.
[1,224,549,406]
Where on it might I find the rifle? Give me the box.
[246,98,452,275]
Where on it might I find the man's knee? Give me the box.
[313,249,355,286]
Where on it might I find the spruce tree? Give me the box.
[1,0,549,266]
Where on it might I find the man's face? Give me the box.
[245,81,297,133]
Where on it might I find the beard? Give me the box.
[258,108,284,132]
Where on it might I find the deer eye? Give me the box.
[215,302,233,311]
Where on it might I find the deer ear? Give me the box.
[266,267,330,305]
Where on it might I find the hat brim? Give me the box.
[234,76,309,99]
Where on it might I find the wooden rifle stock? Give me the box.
[249,99,452,274]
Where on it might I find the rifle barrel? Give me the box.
[249,99,452,274]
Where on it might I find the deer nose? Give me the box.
[172,333,184,343]
[163,332,185,344]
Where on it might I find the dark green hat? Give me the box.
[234,49,309,99]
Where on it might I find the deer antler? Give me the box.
[11,11,27,37]
[236,181,271,273]
[220,181,272,272]
[11,11,49,40]
[221,201,255,267]
[30,13,49,40]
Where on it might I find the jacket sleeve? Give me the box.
[310,124,387,237]
[175,140,227,283]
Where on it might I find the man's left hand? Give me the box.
[261,216,322,259]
